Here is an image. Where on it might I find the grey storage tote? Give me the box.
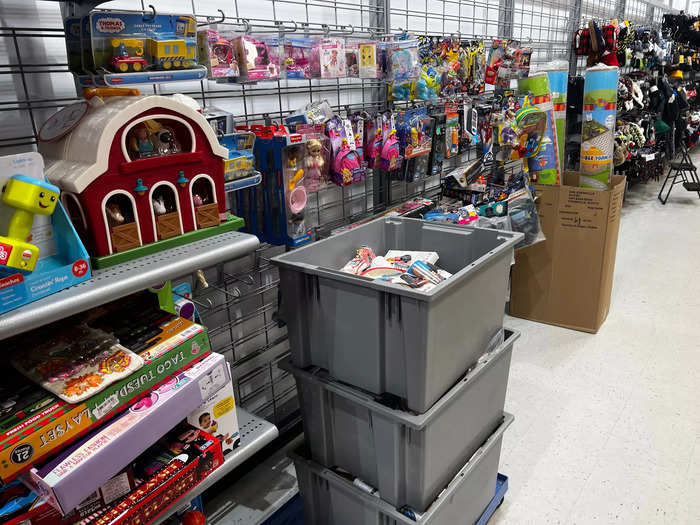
[291,413,514,525]
[281,329,518,512]
[272,217,522,413]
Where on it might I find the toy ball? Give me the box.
[182,510,206,525]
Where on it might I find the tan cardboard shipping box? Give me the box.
[509,172,625,333]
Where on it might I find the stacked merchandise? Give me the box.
[272,217,522,524]
[0,292,240,525]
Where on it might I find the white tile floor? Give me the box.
[492,174,700,524]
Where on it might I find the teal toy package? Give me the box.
[0,153,91,314]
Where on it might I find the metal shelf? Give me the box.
[0,231,259,340]
[224,174,263,193]
[205,435,303,525]
[153,407,279,525]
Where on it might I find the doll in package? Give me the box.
[326,117,365,185]
[389,40,421,82]
[317,37,346,78]
[345,41,380,78]
[234,35,280,81]
[283,37,319,79]
[378,112,403,172]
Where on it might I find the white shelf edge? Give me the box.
[0,230,259,340]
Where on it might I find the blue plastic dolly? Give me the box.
[476,474,508,525]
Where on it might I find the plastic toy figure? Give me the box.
[304,139,325,191]
[106,203,125,227]
[110,40,147,73]
[152,196,167,216]
[0,175,60,272]
[131,126,154,158]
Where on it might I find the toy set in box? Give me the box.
[317,38,346,78]
[187,362,240,454]
[83,423,222,525]
[395,107,435,182]
[30,353,229,515]
[0,152,91,315]
[220,131,258,181]
[0,301,211,484]
[283,37,320,79]
[198,28,240,79]
[74,11,207,86]
[234,35,281,81]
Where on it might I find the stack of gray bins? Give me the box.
[272,218,522,525]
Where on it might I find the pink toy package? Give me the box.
[234,35,280,81]
[198,29,239,79]
[326,117,365,186]
[378,111,403,172]
[317,37,346,78]
[346,41,380,78]
[283,37,320,79]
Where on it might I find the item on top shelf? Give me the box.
[29,353,228,515]
[197,29,239,79]
[317,37,346,78]
[234,35,280,81]
[81,423,222,525]
[580,64,620,189]
[0,298,211,484]
[187,362,240,454]
[219,131,258,181]
[283,37,319,79]
[11,325,143,403]
[38,94,244,269]
[0,153,91,314]
[327,117,366,185]
[518,74,561,184]
[86,11,205,86]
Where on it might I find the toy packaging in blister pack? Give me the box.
[388,39,421,82]
[378,111,403,173]
[395,108,435,182]
[363,113,383,169]
[345,41,380,78]
[428,108,446,177]
[87,11,206,86]
[283,37,320,79]
[485,39,532,87]
[317,37,347,78]
[234,35,280,81]
[197,27,240,79]
[326,116,366,185]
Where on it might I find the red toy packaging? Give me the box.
[83,423,223,525]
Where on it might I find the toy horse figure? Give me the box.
[106,203,125,228]
[152,196,167,216]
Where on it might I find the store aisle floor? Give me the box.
[493,173,700,524]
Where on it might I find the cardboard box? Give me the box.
[30,353,229,515]
[0,316,210,484]
[509,172,625,333]
[187,363,240,454]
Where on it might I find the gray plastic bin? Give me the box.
[281,329,518,512]
[291,413,514,525]
[272,217,522,413]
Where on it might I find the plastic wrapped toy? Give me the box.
[283,37,319,79]
[317,37,346,78]
[234,35,280,81]
[326,117,365,185]
[198,29,239,79]
[389,40,421,82]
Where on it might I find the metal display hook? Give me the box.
[197,9,226,27]
[275,20,298,37]
[143,4,156,22]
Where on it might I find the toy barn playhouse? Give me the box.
[39,94,242,268]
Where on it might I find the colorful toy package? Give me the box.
[220,131,257,181]
[86,423,222,525]
[364,114,383,169]
[88,11,206,86]
[518,74,561,185]
[344,41,379,78]
[234,35,280,81]
[540,61,569,171]
[30,353,228,515]
[317,37,346,78]
[12,326,143,403]
[396,108,435,182]
[378,112,403,172]
[283,37,319,79]
[327,117,365,185]
[197,28,239,79]
[0,298,211,484]
[389,39,421,82]
[580,65,619,189]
